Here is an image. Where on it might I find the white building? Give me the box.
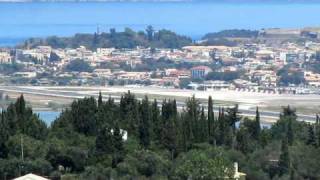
[0,52,12,64]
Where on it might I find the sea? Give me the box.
[0,2,320,46]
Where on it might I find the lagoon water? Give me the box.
[35,111,60,126]
[0,2,320,46]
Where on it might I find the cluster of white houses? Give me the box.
[1,39,320,94]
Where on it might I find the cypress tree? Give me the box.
[287,117,294,146]
[113,122,124,153]
[95,126,115,156]
[280,106,296,146]
[4,104,18,135]
[112,121,124,168]
[162,117,177,160]
[227,105,240,133]
[254,106,261,140]
[227,105,240,149]
[260,129,270,148]
[316,114,320,147]
[306,124,317,147]
[208,96,215,144]
[138,96,151,148]
[317,124,320,147]
[151,99,161,141]
[15,94,26,117]
[185,95,200,143]
[236,127,250,154]
[15,94,28,133]
[71,97,98,135]
[199,106,208,142]
[98,91,103,108]
[278,138,290,176]
[160,99,179,153]
[217,107,225,145]
[0,112,9,158]
[172,99,177,118]
[120,91,139,135]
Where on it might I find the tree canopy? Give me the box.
[0,93,319,179]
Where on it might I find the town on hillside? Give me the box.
[1,27,320,94]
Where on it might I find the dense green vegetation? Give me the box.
[20,28,264,50]
[22,26,192,50]
[201,38,239,47]
[200,29,259,47]
[0,63,24,75]
[64,59,93,73]
[1,93,320,179]
[203,29,259,39]
[206,71,243,81]
[277,64,305,86]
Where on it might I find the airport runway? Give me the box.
[0,86,317,124]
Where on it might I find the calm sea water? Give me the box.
[35,111,60,126]
[0,2,320,46]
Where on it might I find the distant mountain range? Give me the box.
[1,0,320,2]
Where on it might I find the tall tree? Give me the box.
[138,96,151,149]
[280,106,296,146]
[236,127,250,154]
[120,91,139,135]
[146,25,154,41]
[151,99,161,142]
[112,121,124,168]
[70,97,98,135]
[287,117,294,146]
[225,105,240,148]
[226,104,240,133]
[95,126,115,156]
[278,138,290,176]
[254,106,261,140]
[0,112,9,158]
[306,125,317,147]
[315,114,320,147]
[162,116,178,160]
[185,95,201,143]
[199,106,208,142]
[49,51,61,62]
[15,94,28,132]
[98,91,103,108]
[217,108,225,145]
[3,104,18,135]
[208,96,215,144]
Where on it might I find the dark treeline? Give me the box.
[202,29,259,39]
[21,26,192,50]
[200,29,259,46]
[1,93,320,179]
[20,27,263,50]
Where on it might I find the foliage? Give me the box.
[203,29,259,39]
[202,38,239,46]
[64,59,93,73]
[206,71,242,81]
[174,148,234,179]
[49,51,61,62]
[277,65,305,86]
[0,63,24,75]
[1,93,320,179]
[23,27,192,50]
